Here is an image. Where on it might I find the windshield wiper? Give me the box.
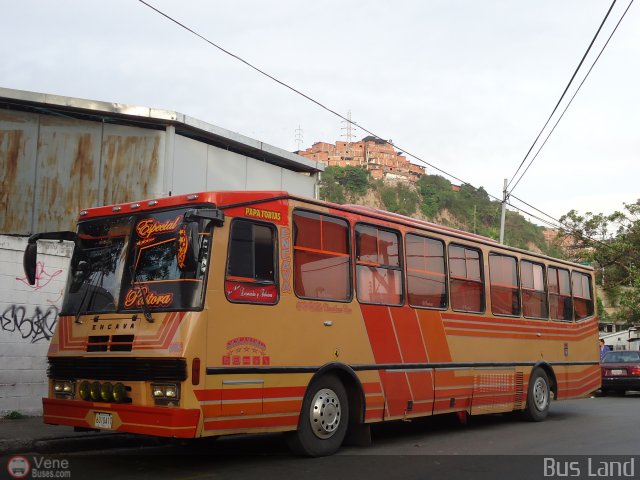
[74,269,105,324]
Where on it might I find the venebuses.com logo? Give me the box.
[6,455,71,479]
[6,456,30,479]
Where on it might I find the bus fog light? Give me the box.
[54,382,63,392]
[79,381,91,401]
[100,382,114,402]
[113,383,127,403]
[90,381,101,401]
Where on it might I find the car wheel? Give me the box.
[286,374,348,457]
[522,368,550,422]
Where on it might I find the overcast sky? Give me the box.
[2,1,638,227]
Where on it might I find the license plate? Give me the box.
[94,412,113,429]
[610,369,625,376]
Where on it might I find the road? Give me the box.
[6,393,640,480]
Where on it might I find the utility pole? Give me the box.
[499,178,508,244]
[473,204,477,234]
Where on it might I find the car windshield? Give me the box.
[602,351,640,363]
[61,208,213,316]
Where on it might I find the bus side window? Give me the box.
[293,210,351,301]
[489,253,520,316]
[549,266,572,321]
[572,271,594,320]
[355,224,403,306]
[448,244,484,313]
[225,219,278,305]
[406,233,447,309]
[521,260,548,319]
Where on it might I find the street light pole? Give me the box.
[499,178,508,244]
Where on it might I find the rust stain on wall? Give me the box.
[102,133,162,206]
[0,130,25,231]
[35,121,101,232]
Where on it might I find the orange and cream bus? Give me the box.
[23,190,600,456]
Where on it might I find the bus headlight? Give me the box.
[151,383,180,406]
[53,380,75,398]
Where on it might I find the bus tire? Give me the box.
[286,374,348,457]
[522,368,550,422]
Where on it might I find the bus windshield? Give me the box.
[61,208,213,316]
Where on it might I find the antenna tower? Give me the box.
[341,110,357,160]
[295,125,304,151]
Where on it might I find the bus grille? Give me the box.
[48,357,187,381]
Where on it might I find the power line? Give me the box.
[506,0,618,192]
[138,0,625,252]
[136,0,478,190]
[508,0,634,195]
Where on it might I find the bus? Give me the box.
[23,190,600,456]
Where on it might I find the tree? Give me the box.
[560,201,640,328]
[381,183,418,216]
[319,166,369,203]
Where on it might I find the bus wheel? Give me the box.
[522,368,550,422]
[286,374,349,457]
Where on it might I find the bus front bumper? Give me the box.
[43,397,200,438]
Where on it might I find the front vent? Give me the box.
[87,335,134,352]
[48,357,187,382]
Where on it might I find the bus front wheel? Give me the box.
[522,368,550,422]
[286,374,349,457]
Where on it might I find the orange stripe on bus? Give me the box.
[194,386,306,402]
[204,415,299,431]
[417,309,452,362]
[263,399,303,415]
[362,382,383,394]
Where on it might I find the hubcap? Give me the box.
[532,377,549,411]
[309,388,341,439]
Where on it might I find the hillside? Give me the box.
[319,166,564,257]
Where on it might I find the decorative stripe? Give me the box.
[206,360,599,375]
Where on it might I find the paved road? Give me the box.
[3,393,640,480]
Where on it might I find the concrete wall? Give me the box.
[0,235,72,415]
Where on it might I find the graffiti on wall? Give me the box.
[15,261,63,290]
[1,260,64,343]
[1,305,59,343]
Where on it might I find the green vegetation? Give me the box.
[319,166,370,204]
[4,411,25,420]
[380,182,418,217]
[560,202,640,328]
[319,167,558,255]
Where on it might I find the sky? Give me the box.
[2,0,638,228]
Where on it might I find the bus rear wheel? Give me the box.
[522,368,550,422]
[286,374,349,457]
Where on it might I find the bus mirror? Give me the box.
[183,208,224,226]
[23,231,77,285]
[23,242,38,285]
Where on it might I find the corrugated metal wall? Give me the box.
[0,109,316,235]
